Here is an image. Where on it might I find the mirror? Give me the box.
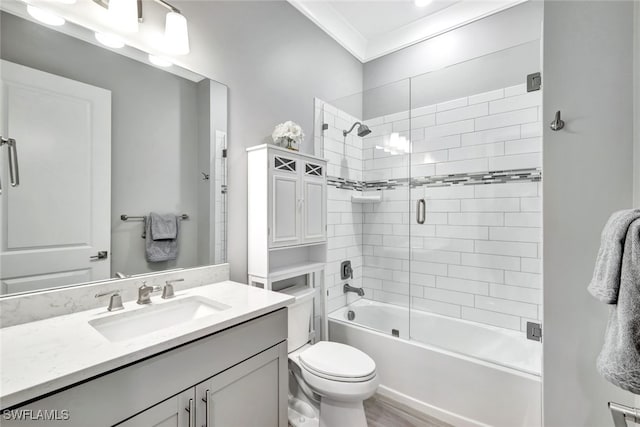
[0,8,228,296]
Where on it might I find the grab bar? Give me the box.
[416,199,426,224]
[609,401,640,427]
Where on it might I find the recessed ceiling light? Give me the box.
[95,32,125,49]
[27,5,65,26]
[148,54,173,68]
[414,0,432,7]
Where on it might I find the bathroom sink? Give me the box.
[89,296,231,342]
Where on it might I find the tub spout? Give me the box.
[344,284,365,297]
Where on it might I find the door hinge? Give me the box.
[526,321,542,342]
[527,72,541,92]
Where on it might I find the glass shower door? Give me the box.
[408,41,544,375]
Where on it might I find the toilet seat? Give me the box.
[298,342,376,383]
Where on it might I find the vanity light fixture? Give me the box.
[148,54,173,67]
[162,10,190,55]
[26,5,65,26]
[93,0,190,55]
[108,0,139,33]
[414,0,433,7]
[95,32,125,49]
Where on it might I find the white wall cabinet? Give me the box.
[5,310,288,427]
[267,148,327,248]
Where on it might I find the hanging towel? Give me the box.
[588,209,640,303]
[144,212,180,262]
[595,217,640,393]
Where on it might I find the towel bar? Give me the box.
[609,401,640,427]
[120,214,189,221]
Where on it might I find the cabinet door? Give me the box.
[301,162,326,244]
[117,389,195,427]
[195,345,287,427]
[270,154,300,247]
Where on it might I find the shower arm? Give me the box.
[343,122,362,137]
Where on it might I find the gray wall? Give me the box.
[542,2,636,425]
[1,12,203,276]
[168,1,363,282]
[362,1,542,91]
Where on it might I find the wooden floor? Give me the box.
[364,394,453,427]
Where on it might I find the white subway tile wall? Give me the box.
[316,83,542,333]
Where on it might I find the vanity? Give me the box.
[0,276,293,426]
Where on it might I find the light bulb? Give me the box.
[149,54,173,67]
[163,11,190,55]
[108,0,138,33]
[95,32,125,48]
[27,5,65,26]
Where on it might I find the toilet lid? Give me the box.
[299,342,376,381]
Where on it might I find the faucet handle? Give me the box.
[162,283,175,299]
[95,289,124,311]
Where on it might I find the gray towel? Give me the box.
[144,213,180,262]
[595,218,640,393]
[588,209,640,303]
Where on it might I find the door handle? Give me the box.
[185,398,195,427]
[0,137,20,194]
[416,199,426,224]
[202,388,212,427]
[89,251,108,261]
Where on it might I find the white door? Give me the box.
[301,162,326,244]
[117,389,195,427]
[270,154,300,248]
[0,60,111,295]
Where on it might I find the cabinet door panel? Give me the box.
[271,174,299,247]
[302,179,326,243]
[117,389,194,427]
[196,346,285,427]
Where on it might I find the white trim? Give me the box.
[287,1,368,62]
[288,0,526,63]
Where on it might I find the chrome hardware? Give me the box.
[0,137,20,194]
[550,110,565,131]
[344,283,365,297]
[185,398,195,427]
[341,260,353,280]
[526,321,542,342]
[527,72,542,92]
[609,402,640,427]
[114,271,129,279]
[416,199,426,224]
[120,214,189,221]
[202,389,212,427]
[162,278,182,299]
[95,290,124,311]
[90,251,108,261]
[347,310,355,321]
[202,172,210,181]
[137,281,162,305]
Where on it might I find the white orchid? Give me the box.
[272,121,305,145]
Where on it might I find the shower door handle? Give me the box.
[416,199,426,224]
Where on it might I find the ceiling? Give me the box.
[288,0,528,62]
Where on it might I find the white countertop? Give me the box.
[0,281,293,409]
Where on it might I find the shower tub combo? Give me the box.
[329,299,541,427]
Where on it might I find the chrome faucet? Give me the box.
[137,281,162,305]
[95,289,124,311]
[344,283,365,297]
[162,278,184,299]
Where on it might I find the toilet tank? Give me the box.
[280,286,316,353]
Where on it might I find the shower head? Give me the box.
[343,122,372,138]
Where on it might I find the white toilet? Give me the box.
[284,286,378,427]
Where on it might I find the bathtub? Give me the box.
[329,299,542,427]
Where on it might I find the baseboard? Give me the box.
[376,385,490,427]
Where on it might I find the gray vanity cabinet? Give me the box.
[118,389,194,427]
[4,309,288,427]
[119,345,284,427]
